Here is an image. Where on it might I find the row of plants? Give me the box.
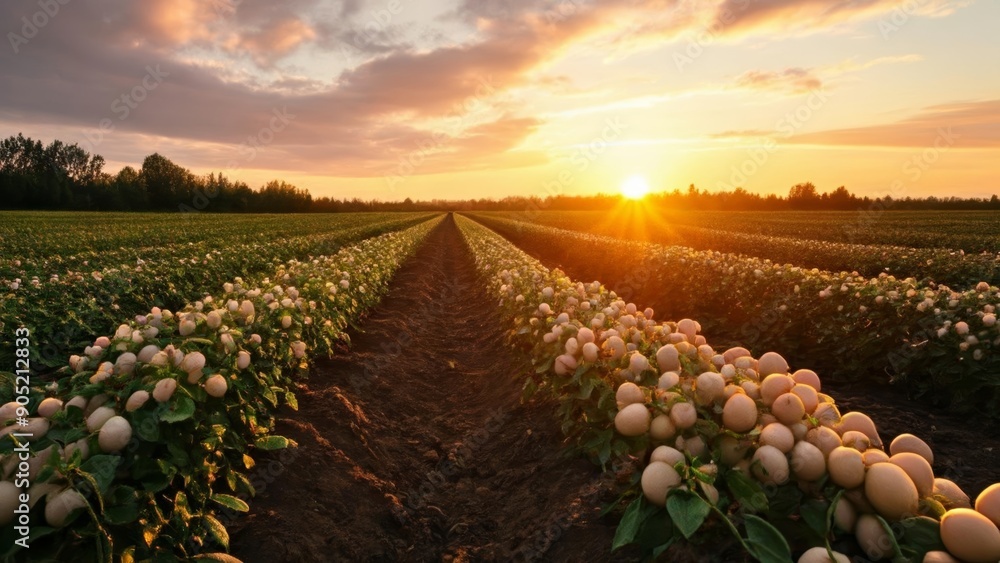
[632,210,1000,254]
[455,214,1000,563]
[0,213,420,267]
[481,211,1000,289]
[0,213,435,369]
[469,213,1000,419]
[0,215,443,561]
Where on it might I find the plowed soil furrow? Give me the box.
[230,215,635,562]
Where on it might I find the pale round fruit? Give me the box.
[757,352,789,377]
[974,483,1000,527]
[866,463,919,521]
[695,371,725,404]
[717,436,751,466]
[751,445,790,485]
[683,436,707,459]
[723,346,752,364]
[722,393,758,433]
[797,547,850,563]
[669,402,697,430]
[650,446,685,467]
[940,508,1000,563]
[855,514,893,560]
[934,478,971,509]
[179,351,206,375]
[616,382,645,409]
[125,390,150,412]
[741,381,761,400]
[45,489,88,528]
[86,406,116,432]
[649,415,676,441]
[615,403,651,437]
[641,461,682,507]
[792,369,822,391]
[789,422,808,442]
[841,430,871,452]
[922,551,960,563]
[760,423,795,454]
[833,496,857,532]
[772,393,806,425]
[582,342,600,362]
[791,441,826,481]
[889,434,934,466]
[828,447,866,489]
[806,426,842,458]
[862,449,890,467]
[656,344,680,372]
[37,398,63,419]
[98,416,132,453]
[152,378,177,403]
[836,412,882,448]
[0,481,20,526]
[657,371,680,390]
[760,374,795,407]
[889,453,934,498]
[791,384,819,414]
[205,374,228,398]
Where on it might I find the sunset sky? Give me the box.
[1,0,997,201]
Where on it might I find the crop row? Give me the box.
[0,213,435,370]
[455,214,1000,563]
[0,212,415,264]
[469,213,1000,419]
[0,215,443,561]
[660,210,1000,254]
[486,211,1000,289]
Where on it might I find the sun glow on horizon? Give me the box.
[620,175,651,200]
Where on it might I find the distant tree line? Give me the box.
[2,134,998,213]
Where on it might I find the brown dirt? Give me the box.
[229,216,639,562]
[230,215,998,563]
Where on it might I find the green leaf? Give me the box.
[191,553,243,563]
[104,502,140,525]
[80,455,123,494]
[160,395,195,423]
[744,514,793,563]
[612,497,658,551]
[666,489,711,539]
[254,435,290,450]
[897,516,945,561]
[875,514,906,561]
[211,494,250,513]
[800,499,830,540]
[725,470,768,512]
[201,514,230,551]
[132,409,161,441]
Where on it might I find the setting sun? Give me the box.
[620,175,651,200]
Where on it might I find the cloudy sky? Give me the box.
[1,0,997,200]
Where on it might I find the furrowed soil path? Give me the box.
[230,215,639,562]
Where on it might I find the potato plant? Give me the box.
[457,214,1000,563]
[0,216,442,561]
[0,213,436,370]
[470,214,1000,420]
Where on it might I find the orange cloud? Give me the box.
[790,100,1000,147]
[735,68,823,94]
